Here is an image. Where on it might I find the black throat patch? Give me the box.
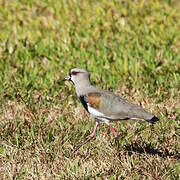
[79,96,88,112]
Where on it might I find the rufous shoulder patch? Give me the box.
[88,93,101,109]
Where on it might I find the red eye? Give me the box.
[71,71,79,75]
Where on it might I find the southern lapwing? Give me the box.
[64,68,159,154]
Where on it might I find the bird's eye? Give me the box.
[71,71,79,76]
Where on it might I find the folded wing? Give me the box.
[80,90,157,122]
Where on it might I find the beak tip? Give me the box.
[63,75,71,81]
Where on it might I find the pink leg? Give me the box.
[74,122,99,152]
[109,123,118,139]
[89,122,99,138]
[109,123,120,159]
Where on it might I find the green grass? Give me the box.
[0,0,180,179]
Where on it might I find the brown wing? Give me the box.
[79,92,101,112]
[87,92,101,109]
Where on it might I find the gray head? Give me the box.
[64,68,91,88]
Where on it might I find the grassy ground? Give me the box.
[0,0,180,179]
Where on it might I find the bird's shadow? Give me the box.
[125,142,180,160]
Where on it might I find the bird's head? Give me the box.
[64,68,90,86]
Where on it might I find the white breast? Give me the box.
[87,106,104,117]
[87,106,110,124]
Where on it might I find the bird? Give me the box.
[64,68,159,154]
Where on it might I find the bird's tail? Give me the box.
[148,116,159,124]
[130,105,159,124]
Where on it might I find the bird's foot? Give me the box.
[109,123,121,159]
[73,122,99,153]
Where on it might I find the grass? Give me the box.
[0,0,180,179]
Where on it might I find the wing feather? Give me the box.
[80,90,153,121]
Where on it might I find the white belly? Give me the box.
[87,106,110,124]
